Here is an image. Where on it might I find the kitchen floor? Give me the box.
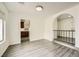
[2,39,79,57]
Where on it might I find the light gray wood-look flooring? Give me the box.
[2,39,79,57]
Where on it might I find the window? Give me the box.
[0,19,4,41]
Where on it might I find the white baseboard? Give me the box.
[54,40,79,51]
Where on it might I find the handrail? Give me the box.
[53,30,75,45]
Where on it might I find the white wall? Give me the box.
[44,5,79,48]
[0,3,9,56]
[8,12,45,45]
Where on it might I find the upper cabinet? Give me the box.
[21,19,24,28]
[20,19,30,30]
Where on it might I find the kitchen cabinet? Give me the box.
[21,31,29,38]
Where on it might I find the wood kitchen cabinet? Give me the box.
[21,31,29,38]
[21,21,24,28]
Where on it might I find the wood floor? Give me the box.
[2,39,79,57]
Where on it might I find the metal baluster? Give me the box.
[74,31,75,45]
[55,30,56,40]
[59,30,60,40]
[61,30,63,41]
[64,30,66,42]
[72,30,73,44]
[64,30,65,42]
[63,30,64,41]
[62,30,64,41]
[73,31,75,45]
[69,30,71,43]
[66,30,67,43]
[57,30,59,39]
[61,30,62,41]
[57,30,59,40]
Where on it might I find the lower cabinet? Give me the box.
[21,31,29,38]
[21,31,29,41]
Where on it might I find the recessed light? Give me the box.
[36,5,43,11]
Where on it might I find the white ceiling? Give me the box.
[4,2,79,18]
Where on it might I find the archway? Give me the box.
[53,13,75,46]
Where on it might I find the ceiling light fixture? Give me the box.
[36,5,43,11]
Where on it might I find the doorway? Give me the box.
[20,19,30,42]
